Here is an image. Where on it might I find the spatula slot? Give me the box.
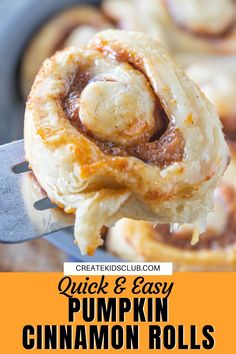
[34,198,57,211]
[12,161,30,174]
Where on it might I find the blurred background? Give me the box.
[0,0,236,271]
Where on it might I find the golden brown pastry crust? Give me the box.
[21,6,112,98]
[24,30,228,255]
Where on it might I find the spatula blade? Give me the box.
[0,140,74,243]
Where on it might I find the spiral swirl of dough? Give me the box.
[24,30,228,255]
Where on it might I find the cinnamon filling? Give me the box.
[127,123,184,168]
[153,185,236,251]
[62,68,185,168]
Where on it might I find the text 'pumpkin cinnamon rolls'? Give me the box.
[21,6,112,98]
[24,30,228,255]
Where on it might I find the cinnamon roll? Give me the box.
[103,0,236,54]
[24,30,228,255]
[107,144,236,271]
[183,56,236,140]
[21,6,112,98]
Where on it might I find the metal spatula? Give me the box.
[0,140,74,243]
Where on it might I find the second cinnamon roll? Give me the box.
[103,0,236,54]
[183,56,236,140]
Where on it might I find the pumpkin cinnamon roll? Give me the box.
[183,56,236,140]
[21,6,112,98]
[24,30,228,255]
[103,0,236,54]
